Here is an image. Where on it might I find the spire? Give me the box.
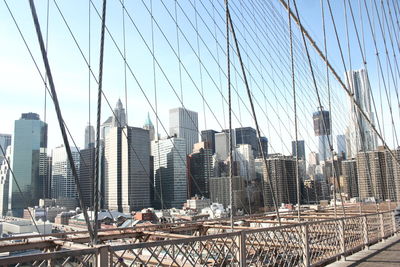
[144,112,154,127]
[116,98,123,110]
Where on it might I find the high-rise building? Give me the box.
[356,150,387,200]
[143,112,155,141]
[201,130,219,155]
[291,140,305,160]
[215,131,231,161]
[341,159,358,198]
[84,124,95,149]
[10,113,47,217]
[337,135,346,158]
[169,107,198,155]
[188,142,212,198]
[151,137,187,209]
[263,155,297,208]
[0,146,11,215]
[105,127,151,212]
[79,147,95,208]
[345,69,377,158]
[234,144,256,181]
[112,99,127,128]
[209,176,245,210]
[235,127,259,158]
[51,145,79,199]
[259,137,268,158]
[313,109,331,162]
[0,134,12,163]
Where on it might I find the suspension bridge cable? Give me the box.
[287,0,301,220]
[227,5,282,224]
[28,0,94,241]
[279,0,400,169]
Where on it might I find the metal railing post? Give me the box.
[96,246,110,267]
[238,231,247,267]
[363,215,369,249]
[339,219,345,260]
[302,224,310,267]
[379,213,385,240]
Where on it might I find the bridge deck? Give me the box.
[328,235,400,267]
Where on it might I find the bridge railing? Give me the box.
[0,210,397,266]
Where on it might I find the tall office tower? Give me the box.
[341,160,358,198]
[345,69,377,158]
[188,142,212,198]
[263,155,297,209]
[84,124,95,149]
[51,145,79,199]
[234,144,256,181]
[235,127,259,158]
[10,113,47,217]
[0,134,12,163]
[313,109,331,162]
[39,148,50,198]
[0,147,11,215]
[356,150,388,201]
[291,140,305,160]
[392,149,400,202]
[201,130,219,155]
[382,149,398,201]
[151,137,187,209]
[105,127,151,212]
[259,137,268,158]
[169,107,198,155]
[143,112,155,141]
[336,135,347,159]
[215,131,230,161]
[112,99,127,127]
[209,176,245,210]
[79,147,95,208]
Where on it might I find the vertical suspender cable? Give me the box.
[227,5,281,225]
[288,0,300,221]
[28,0,94,241]
[93,0,107,245]
[225,0,234,230]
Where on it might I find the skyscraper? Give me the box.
[51,145,79,199]
[341,159,358,198]
[0,146,11,215]
[345,69,377,158]
[10,113,47,217]
[79,147,95,208]
[291,140,305,160]
[313,109,331,162]
[169,107,198,155]
[112,99,127,128]
[263,155,297,208]
[143,112,155,141]
[201,130,219,155]
[104,127,151,212]
[0,134,12,163]
[188,142,212,198]
[234,144,256,181]
[84,124,95,149]
[235,127,259,158]
[337,134,347,158]
[259,137,268,158]
[151,137,187,209]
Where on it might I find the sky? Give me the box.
[0,0,398,160]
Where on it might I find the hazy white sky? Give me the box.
[0,0,398,158]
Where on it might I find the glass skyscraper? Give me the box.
[10,113,47,217]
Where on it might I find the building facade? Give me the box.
[188,142,212,198]
[169,107,198,155]
[313,109,331,162]
[201,130,219,155]
[345,69,377,158]
[151,137,187,209]
[10,113,47,217]
[51,145,80,199]
[84,124,95,149]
